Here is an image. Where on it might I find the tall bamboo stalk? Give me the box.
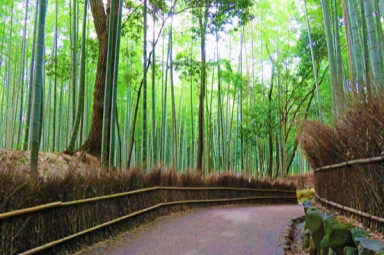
[30,0,47,181]
[66,0,88,154]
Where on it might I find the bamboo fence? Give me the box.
[0,186,295,220]
[1,186,296,254]
[315,195,384,223]
[314,155,384,232]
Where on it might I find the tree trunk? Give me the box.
[304,0,323,119]
[70,0,78,127]
[66,0,88,154]
[81,0,108,157]
[101,0,118,166]
[197,11,207,174]
[108,0,123,167]
[170,13,178,167]
[23,0,39,151]
[30,0,47,181]
[142,0,148,164]
[17,0,29,148]
[348,0,364,92]
[321,0,344,116]
[151,4,157,166]
[363,0,383,89]
[53,0,58,151]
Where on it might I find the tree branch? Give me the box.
[122,3,143,28]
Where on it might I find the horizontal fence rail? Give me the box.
[0,186,295,220]
[314,155,384,233]
[314,155,384,172]
[0,186,297,255]
[19,196,296,255]
[315,195,384,223]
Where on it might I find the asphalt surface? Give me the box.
[80,205,304,255]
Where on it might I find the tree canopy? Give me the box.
[1,0,380,178]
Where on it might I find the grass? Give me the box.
[296,188,315,203]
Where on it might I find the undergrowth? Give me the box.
[298,95,384,168]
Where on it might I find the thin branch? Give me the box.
[122,3,143,27]
[173,5,210,15]
[127,1,178,167]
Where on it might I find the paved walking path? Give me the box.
[80,205,304,255]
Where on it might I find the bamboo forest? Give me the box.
[0,0,383,179]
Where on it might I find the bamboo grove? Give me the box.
[1,0,383,178]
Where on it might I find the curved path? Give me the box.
[80,205,304,255]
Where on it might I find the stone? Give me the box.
[303,199,314,213]
[305,207,327,253]
[321,236,330,254]
[303,228,311,248]
[327,224,354,254]
[350,228,384,255]
[343,246,358,255]
[351,228,368,241]
[355,237,384,255]
[316,214,354,255]
[310,235,317,255]
[303,205,384,255]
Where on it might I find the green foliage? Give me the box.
[295,27,328,77]
[174,52,201,82]
[216,59,244,95]
[0,0,329,176]
[45,52,72,80]
[119,43,142,90]
[242,100,280,143]
[85,38,99,63]
[149,0,168,14]
[187,0,254,34]
[121,1,144,40]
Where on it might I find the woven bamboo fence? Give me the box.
[0,186,296,255]
[314,155,384,232]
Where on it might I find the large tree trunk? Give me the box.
[81,0,108,157]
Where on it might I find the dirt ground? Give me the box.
[0,149,100,177]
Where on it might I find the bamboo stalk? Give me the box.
[0,186,295,219]
[160,196,297,205]
[314,155,384,172]
[61,186,159,206]
[315,194,384,223]
[19,196,296,254]
[0,202,61,220]
[159,186,296,193]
